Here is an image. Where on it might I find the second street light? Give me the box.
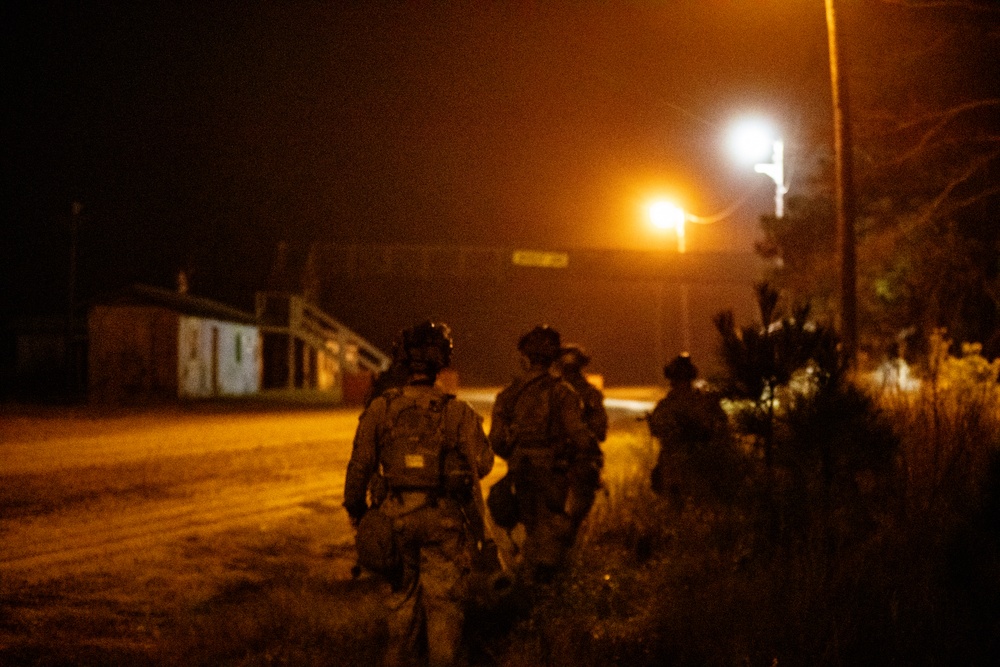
[754,138,787,219]
[729,119,787,219]
[648,199,691,359]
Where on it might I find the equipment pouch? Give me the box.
[466,537,514,610]
[543,472,570,514]
[355,506,401,578]
[486,473,519,529]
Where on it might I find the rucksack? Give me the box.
[503,374,560,450]
[378,387,457,492]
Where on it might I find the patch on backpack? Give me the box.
[380,391,453,489]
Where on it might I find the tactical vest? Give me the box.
[378,387,461,492]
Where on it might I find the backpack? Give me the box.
[378,387,457,492]
[503,374,560,450]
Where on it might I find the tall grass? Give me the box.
[877,330,1000,519]
[488,338,1000,666]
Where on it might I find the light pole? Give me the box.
[754,139,787,219]
[825,0,857,363]
[648,200,692,356]
[729,119,786,219]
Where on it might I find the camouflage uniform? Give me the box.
[573,377,608,444]
[557,346,607,535]
[648,354,728,508]
[345,324,494,667]
[490,367,597,582]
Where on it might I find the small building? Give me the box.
[88,284,261,402]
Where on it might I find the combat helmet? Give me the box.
[663,353,698,383]
[559,344,591,372]
[401,320,453,374]
[518,325,562,365]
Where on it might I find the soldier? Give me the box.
[648,353,729,509]
[344,320,494,666]
[555,344,607,536]
[557,344,608,443]
[489,325,599,584]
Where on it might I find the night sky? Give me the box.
[4,1,998,325]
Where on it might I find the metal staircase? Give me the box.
[255,292,389,391]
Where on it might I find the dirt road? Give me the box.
[1,408,364,582]
[1,404,408,663]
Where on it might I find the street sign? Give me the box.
[511,249,569,269]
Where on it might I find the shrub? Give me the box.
[875,329,1000,518]
[714,283,900,551]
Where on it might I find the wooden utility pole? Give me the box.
[825,0,858,364]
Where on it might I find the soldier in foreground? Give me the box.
[344,320,494,666]
[556,344,607,537]
[488,325,600,584]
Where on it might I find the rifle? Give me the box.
[459,475,513,607]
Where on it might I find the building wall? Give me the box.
[89,305,261,402]
[178,316,261,397]
[314,244,766,386]
[88,305,180,402]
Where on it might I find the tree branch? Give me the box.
[865,100,1000,166]
[917,148,1000,222]
[882,0,1000,12]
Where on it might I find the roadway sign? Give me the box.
[511,249,569,269]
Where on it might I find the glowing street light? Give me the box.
[648,200,687,253]
[754,139,787,218]
[729,119,786,218]
[647,199,691,357]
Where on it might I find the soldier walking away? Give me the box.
[344,320,495,666]
[557,345,608,443]
[488,325,599,585]
[647,353,730,510]
[555,344,607,537]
